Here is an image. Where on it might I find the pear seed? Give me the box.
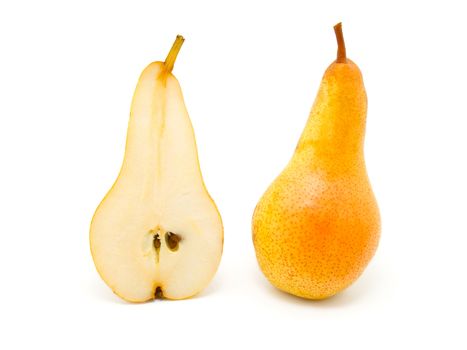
[165,232,182,251]
[153,234,161,249]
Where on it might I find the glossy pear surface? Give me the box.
[90,37,223,302]
[252,24,380,300]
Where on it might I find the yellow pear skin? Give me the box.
[252,24,380,300]
[90,36,223,302]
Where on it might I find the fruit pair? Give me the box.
[90,23,380,302]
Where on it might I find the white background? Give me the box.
[1,0,466,348]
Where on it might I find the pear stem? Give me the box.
[164,35,185,72]
[334,23,347,63]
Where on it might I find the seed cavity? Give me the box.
[165,232,182,251]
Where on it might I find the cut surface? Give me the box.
[90,62,223,302]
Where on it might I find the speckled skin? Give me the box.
[252,59,380,300]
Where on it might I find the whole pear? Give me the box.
[252,23,380,300]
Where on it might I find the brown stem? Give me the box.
[164,35,185,72]
[333,23,347,63]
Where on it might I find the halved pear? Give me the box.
[90,36,223,302]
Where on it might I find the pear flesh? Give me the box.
[90,37,223,302]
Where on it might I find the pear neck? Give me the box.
[296,66,367,163]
